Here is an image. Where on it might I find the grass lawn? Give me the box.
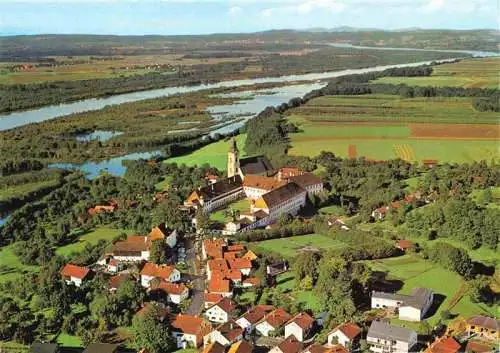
[373,58,500,89]
[56,227,133,256]
[367,255,498,325]
[166,134,247,170]
[0,244,40,283]
[56,333,84,347]
[318,204,345,216]
[253,233,345,258]
[209,198,252,223]
[276,272,322,313]
[0,178,60,201]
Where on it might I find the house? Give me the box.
[243,175,287,200]
[251,182,307,222]
[228,340,254,353]
[82,343,119,353]
[228,258,252,276]
[112,236,151,262]
[203,342,226,353]
[242,277,260,288]
[371,206,388,221]
[30,342,58,353]
[267,261,288,276]
[396,240,413,252]
[107,258,121,273]
[255,308,292,337]
[303,344,348,353]
[60,263,90,287]
[151,280,189,304]
[466,315,499,340]
[371,288,434,321]
[205,298,235,323]
[205,292,225,309]
[367,321,417,353]
[208,320,244,346]
[328,323,361,348]
[207,276,232,297]
[288,173,324,195]
[464,340,493,353]
[135,302,170,322]
[243,250,258,261]
[171,314,213,348]
[88,203,117,216]
[424,336,461,353]
[207,259,230,280]
[269,335,302,353]
[109,274,132,292]
[186,176,244,214]
[203,238,227,260]
[149,224,178,248]
[285,312,314,342]
[236,305,275,333]
[140,263,180,287]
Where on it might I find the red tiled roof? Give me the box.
[60,263,90,280]
[171,314,213,341]
[287,312,314,330]
[277,335,301,353]
[227,244,245,252]
[204,239,226,259]
[305,343,333,353]
[113,236,149,253]
[278,167,302,178]
[425,336,460,353]
[225,269,243,281]
[466,315,500,331]
[109,259,118,266]
[205,292,224,304]
[152,280,187,295]
[262,308,291,329]
[243,175,286,190]
[208,259,230,273]
[397,240,413,249]
[328,344,349,353]
[109,274,130,290]
[140,263,176,280]
[289,172,322,188]
[211,297,235,313]
[208,276,231,294]
[331,323,361,340]
[228,258,252,270]
[149,224,168,241]
[228,340,253,353]
[240,305,275,324]
[243,277,260,286]
[224,251,241,260]
[215,320,243,343]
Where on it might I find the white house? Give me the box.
[140,263,180,288]
[205,298,235,324]
[371,288,434,322]
[60,263,90,287]
[107,259,121,273]
[152,281,189,304]
[208,320,243,346]
[255,308,291,337]
[367,321,417,353]
[328,323,362,348]
[236,305,275,333]
[284,313,314,342]
[171,314,213,349]
[228,258,252,276]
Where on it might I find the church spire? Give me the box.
[227,138,240,178]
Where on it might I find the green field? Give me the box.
[252,233,345,258]
[287,94,499,163]
[56,227,133,256]
[275,272,322,312]
[0,178,61,201]
[373,58,500,88]
[210,198,252,223]
[166,134,247,170]
[56,333,84,347]
[0,245,40,283]
[368,255,498,325]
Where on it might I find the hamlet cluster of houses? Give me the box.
[186,139,323,233]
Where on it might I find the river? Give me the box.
[2,46,497,178]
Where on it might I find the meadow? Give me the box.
[0,244,40,283]
[56,227,134,256]
[368,255,498,326]
[287,94,499,163]
[251,233,345,258]
[373,58,500,88]
[166,134,247,170]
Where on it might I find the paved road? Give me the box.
[185,236,205,315]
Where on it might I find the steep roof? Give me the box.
[368,321,416,342]
[243,277,261,286]
[140,263,176,280]
[204,238,227,259]
[149,223,168,241]
[205,292,224,304]
[257,182,306,210]
[228,340,253,353]
[262,308,291,329]
[287,312,314,330]
[243,175,286,190]
[196,176,243,202]
[424,336,461,353]
[404,288,433,310]
[109,274,131,290]
[135,302,170,320]
[210,297,235,314]
[466,315,500,331]
[240,305,275,324]
[171,314,213,337]
[331,323,361,340]
[60,263,90,280]
[215,320,243,342]
[228,257,252,270]
[240,155,274,176]
[276,335,301,353]
[243,250,258,261]
[152,280,187,295]
[112,236,149,253]
[208,276,231,294]
[202,342,226,353]
[289,172,322,188]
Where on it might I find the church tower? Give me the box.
[227,138,240,178]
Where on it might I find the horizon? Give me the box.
[1,0,498,36]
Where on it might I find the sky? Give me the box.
[0,0,498,35]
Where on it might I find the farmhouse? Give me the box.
[371,287,434,321]
[208,320,244,346]
[140,263,180,287]
[112,236,151,262]
[284,312,314,342]
[186,176,244,214]
[60,263,90,287]
[228,257,252,276]
[255,308,292,337]
[171,314,213,348]
[367,321,417,353]
[328,322,362,348]
[205,298,235,323]
[466,315,500,340]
